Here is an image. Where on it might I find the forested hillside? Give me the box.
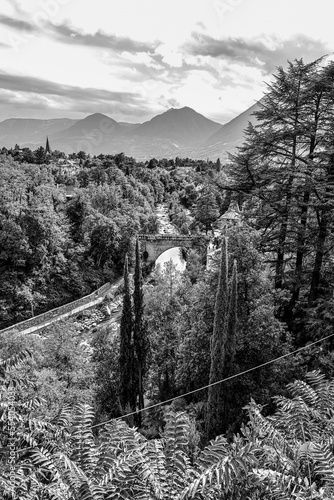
[0,152,215,328]
[1,58,334,499]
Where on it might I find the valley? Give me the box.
[0,102,259,160]
[1,57,334,500]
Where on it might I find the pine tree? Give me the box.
[229,57,334,334]
[34,146,45,165]
[195,188,219,234]
[119,254,135,413]
[133,239,149,427]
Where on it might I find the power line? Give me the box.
[91,331,334,430]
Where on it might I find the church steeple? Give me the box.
[45,136,52,155]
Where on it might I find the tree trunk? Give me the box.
[275,175,293,289]
[137,364,143,428]
[290,184,310,306]
[308,210,327,306]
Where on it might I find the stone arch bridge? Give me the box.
[138,234,205,267]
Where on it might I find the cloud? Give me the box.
[0,73,157,121]
[157,95,181,110]
[0,89,55,110]
[0,14,35,32]
[0,72,140,103]
[0,14,158,54]
[186,33,329,74]
[0,88,154,121]
[47,22,158,53]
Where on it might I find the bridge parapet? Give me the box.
[138,233,205,266]
[138,234,194,241]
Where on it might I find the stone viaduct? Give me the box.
[138,234,205,267]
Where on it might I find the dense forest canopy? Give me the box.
[1,58,334,499]
[0,151,219,328]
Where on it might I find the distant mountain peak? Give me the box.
[132,106,222,146]
[166,106,195,113]
[0,102,260,159]
[83,112,115,121]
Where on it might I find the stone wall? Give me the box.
[0,281,114,336]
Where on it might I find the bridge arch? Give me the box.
[155,246,186,271]
[138,234,205,268]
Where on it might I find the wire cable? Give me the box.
[91,331,334,429]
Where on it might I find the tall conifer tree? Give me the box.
[206,240,239,439]
[119,254,134,412]
[222,258,238,426]
[224,259,238,378]
[133,239,149,427]
[229,57,334,332]
[206,237,229,440]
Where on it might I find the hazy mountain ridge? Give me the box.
[172,101,261,160]
[0,102,260,159]
[131,107,222,145]
[0,118,77,148]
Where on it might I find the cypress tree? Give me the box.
[206,237,229,440]
[206,241,239,439]
[119,254,135,413]
[224,259,238,378]
[222,259,238,427]
[133,239,149,427]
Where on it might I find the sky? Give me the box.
[0,0,333,124]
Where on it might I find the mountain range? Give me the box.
[0,102,261,160]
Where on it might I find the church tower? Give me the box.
[45,136,52,155]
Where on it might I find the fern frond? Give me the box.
[51,403,72,427]
[287,379,318,407]
[180,454,247,499]
[246,400,291,454]
[164,411,192,493]
[0,349,33,374]
[305,370,327,391]
[195,434,229,470]
[70,403,98,474]
[138,439,168,499]
[311,442,334,484]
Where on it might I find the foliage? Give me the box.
[91,327,120,421]
[2,346,334,499]
[206,238,238,440]
[0,155,176,329]
[228,57,334,339]
[119,255,134,413]
[144,262,184,404]
[0,323,95,419]
[194,188,219,234]
[133,239,149,427]
[206,237,229,439]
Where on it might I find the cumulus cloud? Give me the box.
[186,33,329,74]
[157,96,181,110]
